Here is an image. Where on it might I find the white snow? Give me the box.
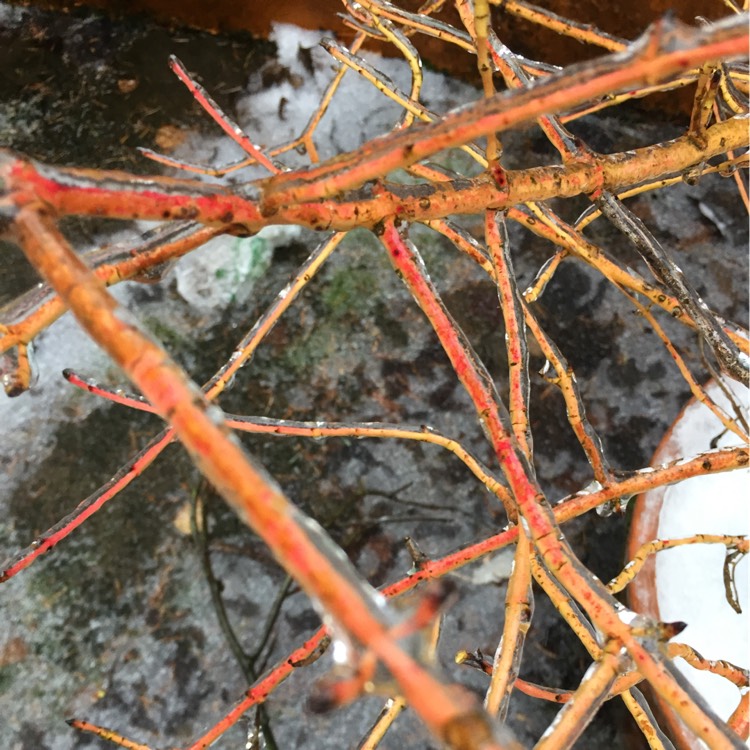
[162,21,478,314]
[654,379,749,735]
[172,226,294,313]
[462,548,515,585]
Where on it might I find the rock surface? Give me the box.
[0,4,747,750]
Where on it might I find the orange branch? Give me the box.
[13,206,508,750]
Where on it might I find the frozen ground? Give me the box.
[0,5,747,750]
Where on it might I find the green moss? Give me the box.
[8,406,186,652]
[0,664,14,694]
[276,326,336,376]
[142,316,188,352]
[320,267,378,320]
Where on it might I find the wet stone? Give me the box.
[0,4,747,750]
